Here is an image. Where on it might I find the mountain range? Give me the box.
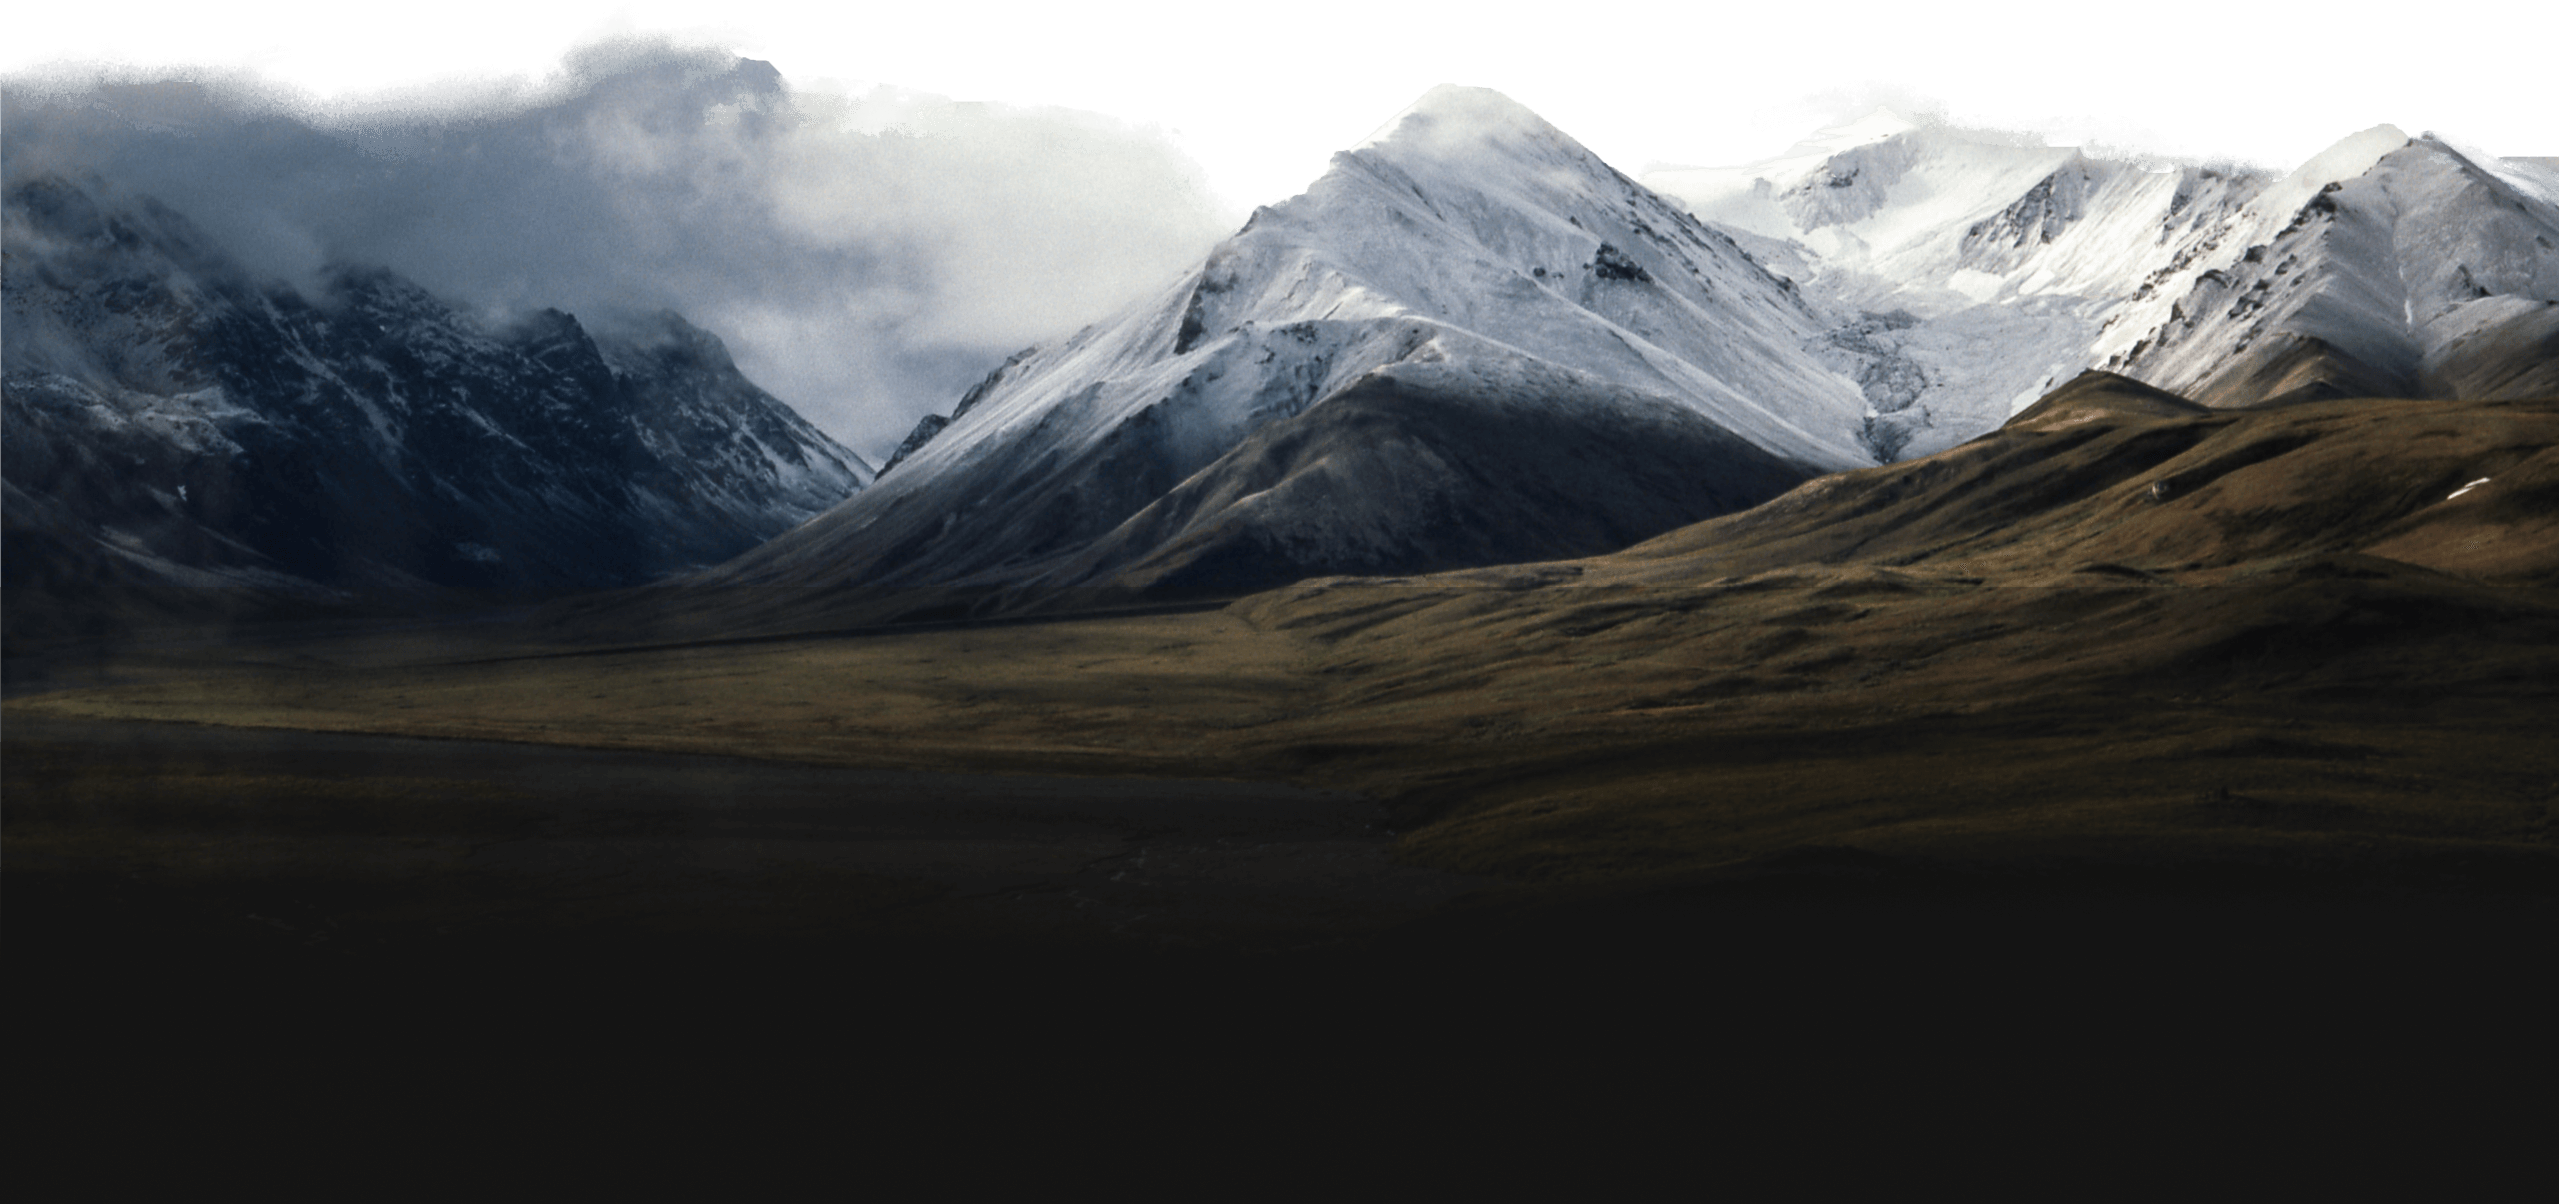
[4,86,2553,637]
[2,175,866,632]
[8,81,2556,1062]
[1648,112,2559,443]
[699,87,2558,617]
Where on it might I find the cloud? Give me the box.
[1794,83,1953,132]
[1740,81,2282,167]
[1,40,1238,460]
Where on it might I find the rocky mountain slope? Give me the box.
[2102,135,2559,406]
[16,87,2550,637]
[1645,116,2559,451]
[712,93,2556,619]
[3,176,867,609]
[708,86,1860,603]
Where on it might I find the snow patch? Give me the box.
[1947,269,2005,303]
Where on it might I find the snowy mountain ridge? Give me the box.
[907,85,1873,474]
[3,175,868,597]
[17,84,2548,623]
[716,89,2556,605]
[2101,132,2559,405]
[711,85,1847,596]
[1644,113,2559,442]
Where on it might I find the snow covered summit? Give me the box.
[1643,116,2559,449]
[2104,132,2559,405]
[710,94,2558,609]
[711,85,1859,599]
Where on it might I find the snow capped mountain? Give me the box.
[3,176,866,598]
[1644,115,2559,450]
[17,85,2545,624]
[712,86,1850,598]
[2104,134,2559,405]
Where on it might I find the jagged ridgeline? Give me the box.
[2,175,867,621]
[13,79,2556,644]
[707,86,1867,608]
[1647,113,2559,453]
[709,89,2558,622]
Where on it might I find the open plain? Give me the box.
[9,386,2558,1138]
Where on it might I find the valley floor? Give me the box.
[8,587,2554,1148]
[10,390,2558,1142]
[11,560,2553,972]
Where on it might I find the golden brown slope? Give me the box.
[1217,374,2559,881]
[1608,370,2559,584]
[14,374,2556,900]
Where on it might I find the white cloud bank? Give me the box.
[2,42,1237,460]
[1719,78,2282,167]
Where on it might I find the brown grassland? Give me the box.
[8,382,2557,1138]
[15,385,2555,897]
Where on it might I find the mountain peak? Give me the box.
[3,178,865,593]
[2284,124,2411,189]
[1393,83,1549,123]
[1791,87,1944,151]
[584,308,745,380]
[1355,85,1568,159]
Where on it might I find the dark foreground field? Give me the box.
[9,594,2554,1161]
[9,387,2558,1163]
